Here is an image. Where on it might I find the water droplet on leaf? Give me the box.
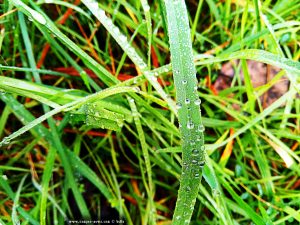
[191,159,197,164]
[198,125,205,132]
[192,149,199,155]
[30,10,47,25]
[199,161,205,167]
[194,99,201,105]
[187,121,194,129]
[176,102,182,109]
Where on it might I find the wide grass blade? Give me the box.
[164,0,206,224]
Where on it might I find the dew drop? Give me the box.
[182,80,187,85]
[149,76,157,82]
[199,161,205,167]
[194,173,200,178]
[266,207,273,215]
[241,192,249,199]
[212,188,220,197]
[113,27,120,34]
[175,215,181,220]
[139,63,147,69]
[187,121,194,129]
[194,99,201,105]
[185,98,190,104]
[191,159,197,164]
[119,35,127,43]
[200,145,205,151]
[143,5,150,11]
[192,149,199,155]
[106,19,113,27]
[133,86,141,92]
[198,125,205,132]
[176,102,182,109]
[80,71,87,77]
[30,10,47,25]
[87,1,98,10]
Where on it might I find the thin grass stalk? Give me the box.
[141,0,152,68]
[128,96,156,224]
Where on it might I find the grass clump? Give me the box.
[0,0,300,225]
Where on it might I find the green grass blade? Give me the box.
[0,173,39,225]
[196,49,300,76]
[254,0,262,33]
[40,146,57,225]
[12,175,27,225]
[141,0,152,67]
[164,0,206,224]
[222,178,266,225]
[191,0,204,42]
[65,150,118,207]
[128,97,156,224]
[241,59,256,114]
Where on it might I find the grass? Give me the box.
[164,1,205,224]
[0,0,300,224]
